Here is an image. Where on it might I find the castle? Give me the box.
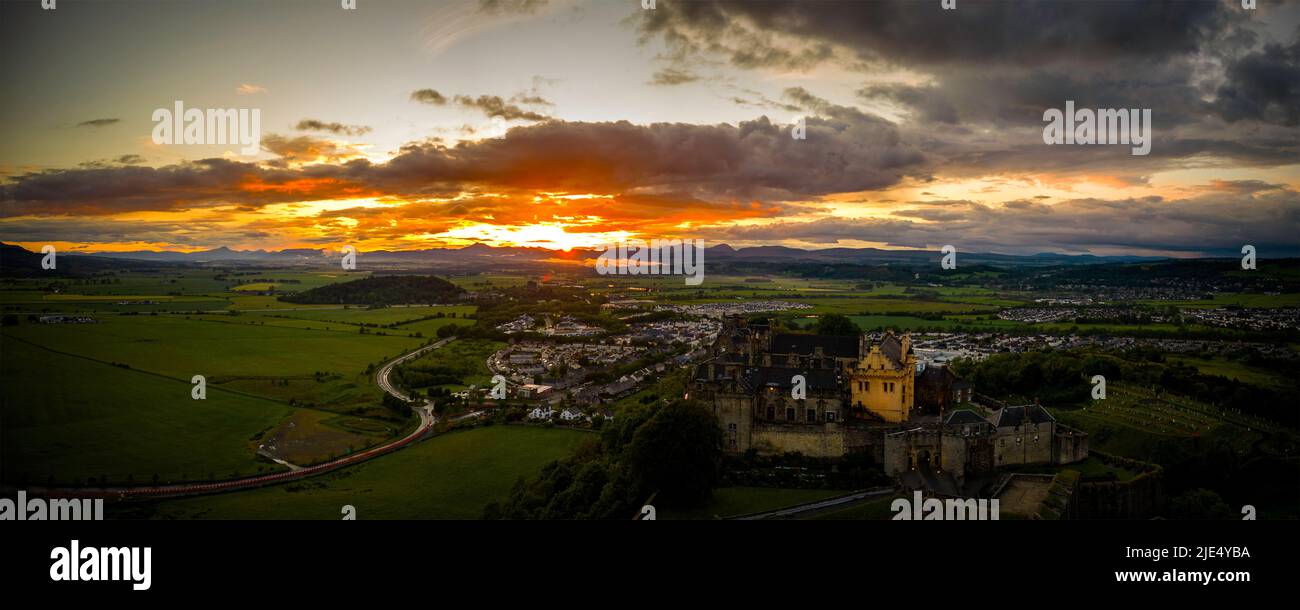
[688,316,1088,487]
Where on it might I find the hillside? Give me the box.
[278,275,465,305]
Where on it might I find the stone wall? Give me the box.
[1076,452,1164,519]
[993,422,1054,466]
[750,422,845,458]
[1052,425,1089,464]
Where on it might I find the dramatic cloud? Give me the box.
[700,187,1300,256]
[235,83,267,95]
[1214,37,1300,126]
[636,0,1231,70]
[2,111,922,215]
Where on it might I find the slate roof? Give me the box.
[945,409,990,426]
[741,367,840,392]
[769,334,859,358]
[994,404,1056,427]
[879,333,904,366]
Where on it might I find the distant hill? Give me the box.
[0,242,163,277]
[278,275,465,305]
[81,242,1171,268]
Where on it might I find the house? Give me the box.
[528,405,554,420]
[560,407,586,422]
[518,384,553,399]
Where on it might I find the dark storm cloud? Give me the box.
[1213,36,1300,126]
[636,0,1300,136]
[636,0,1230,70]
[858,84,959,125]
[294,119,373,136]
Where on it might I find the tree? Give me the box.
[623,401,723,507]
[1169,488,1233,519]
[814,313,860,336]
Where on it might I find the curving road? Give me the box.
[39,339,456,500]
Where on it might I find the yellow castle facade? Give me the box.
[849,332,917,423]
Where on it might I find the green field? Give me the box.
[399,338,505,390]
[0,315,425,382]
[663,486,852,519]
[1049,384,1273,458]
[141,425,589,519]
[265,305,475,326]
[808,496,899,520]
[1,338,292,485]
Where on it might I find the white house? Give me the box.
[560,407,586,422]
[528,405,554,420]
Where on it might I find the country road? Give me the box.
[35,338,458,500]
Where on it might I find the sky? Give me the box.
[1,0,1298,257]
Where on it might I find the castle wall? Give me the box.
[1052,426,1089,464]
[750,422,845,458]
[993,422,1054,467]
[1076,452,1163,519]
[701,389,754,453]
[941,434,969,479]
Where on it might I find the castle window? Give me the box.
[767,407,775,420]
[826,411,837,423]
[785,408,795,421]
[807,408,816,422]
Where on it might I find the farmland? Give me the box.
[140,425,589,520]
[0,337,292,485]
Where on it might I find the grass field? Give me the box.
[265,305,475,326]
[400,338,505,389]
[1049,384,1271,459]
[808,496,899,520]
[663,486,853,519]
[0,315,425,382]
[141,425,589,519]
[1169,355,1291,390]
[0,338,292,485]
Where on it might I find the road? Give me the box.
[39,338,457,500]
